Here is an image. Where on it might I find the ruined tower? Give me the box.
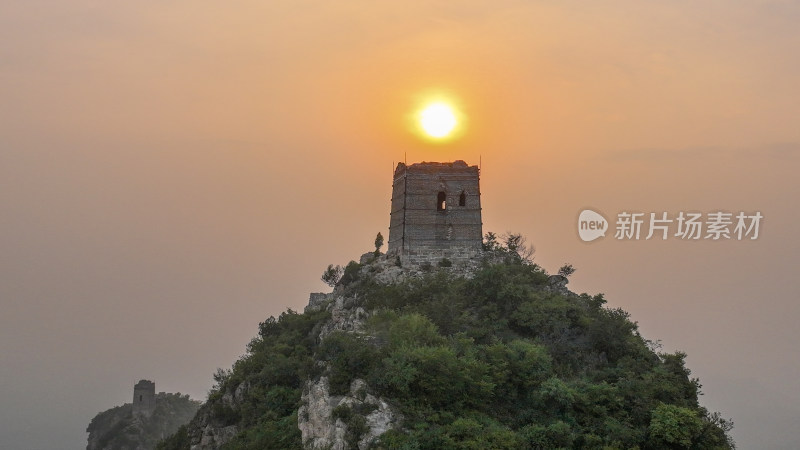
[388,160,482,264]
[132,379,155,417]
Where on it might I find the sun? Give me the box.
[418,102,458,139]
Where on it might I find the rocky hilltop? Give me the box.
[158,238,734,449]
[87,391,200,450]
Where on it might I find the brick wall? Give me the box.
[388,160,482,261]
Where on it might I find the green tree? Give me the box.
[321,264,343,287]
[339,261,362,286]
[557,263,576,278]
[170,240,733,450]
[648,403,703,448]
[482,231,500,251]
[482,231,535,264]
[374,232,384,256]
[504,233,534,262]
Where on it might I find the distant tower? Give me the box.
[388,160,482,263]
[132,380,156,417]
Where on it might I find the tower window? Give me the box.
[139,395,143,402]
[437,192,446,211]
[459,191,466,207]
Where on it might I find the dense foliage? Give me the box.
[160,239,733,449]
[159,308,331,449]
[347,265,732,449]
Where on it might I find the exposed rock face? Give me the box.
[298,377,401,450]
[546,274,575,296]
[187,382,249,450]
[306,253,485,297]
[359,252,376,265]
[370,253,483,283]
[180,253,495,450]
[318,295,369,340]
[190,420,238,450]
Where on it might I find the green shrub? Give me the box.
[332,404,352,421]
[648,403,703,448]
[317,332,381,395]
[340,261,362,286]
[186,254,733,450]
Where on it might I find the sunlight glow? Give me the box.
[419,102,458,139]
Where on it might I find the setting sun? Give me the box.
[419,102,458,139]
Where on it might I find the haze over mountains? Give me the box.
[1,1,799,449]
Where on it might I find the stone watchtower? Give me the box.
[388,160,482,264]
[132,379,156,417]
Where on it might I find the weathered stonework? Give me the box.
[132,380,155,417]
[388,161,482,265]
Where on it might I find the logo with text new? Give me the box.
[578,209,608,242]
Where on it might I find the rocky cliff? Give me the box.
[158,242,734,449]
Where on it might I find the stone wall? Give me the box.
[132,379,156,417]
[396,246,483,266]
[388,160,482,261]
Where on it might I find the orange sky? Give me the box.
[1,1,799,448]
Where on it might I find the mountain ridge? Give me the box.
[157,236,734,449]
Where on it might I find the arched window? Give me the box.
[459,191,466,207]
[437,192,446,211]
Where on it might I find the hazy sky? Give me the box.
[2,1,799,449]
